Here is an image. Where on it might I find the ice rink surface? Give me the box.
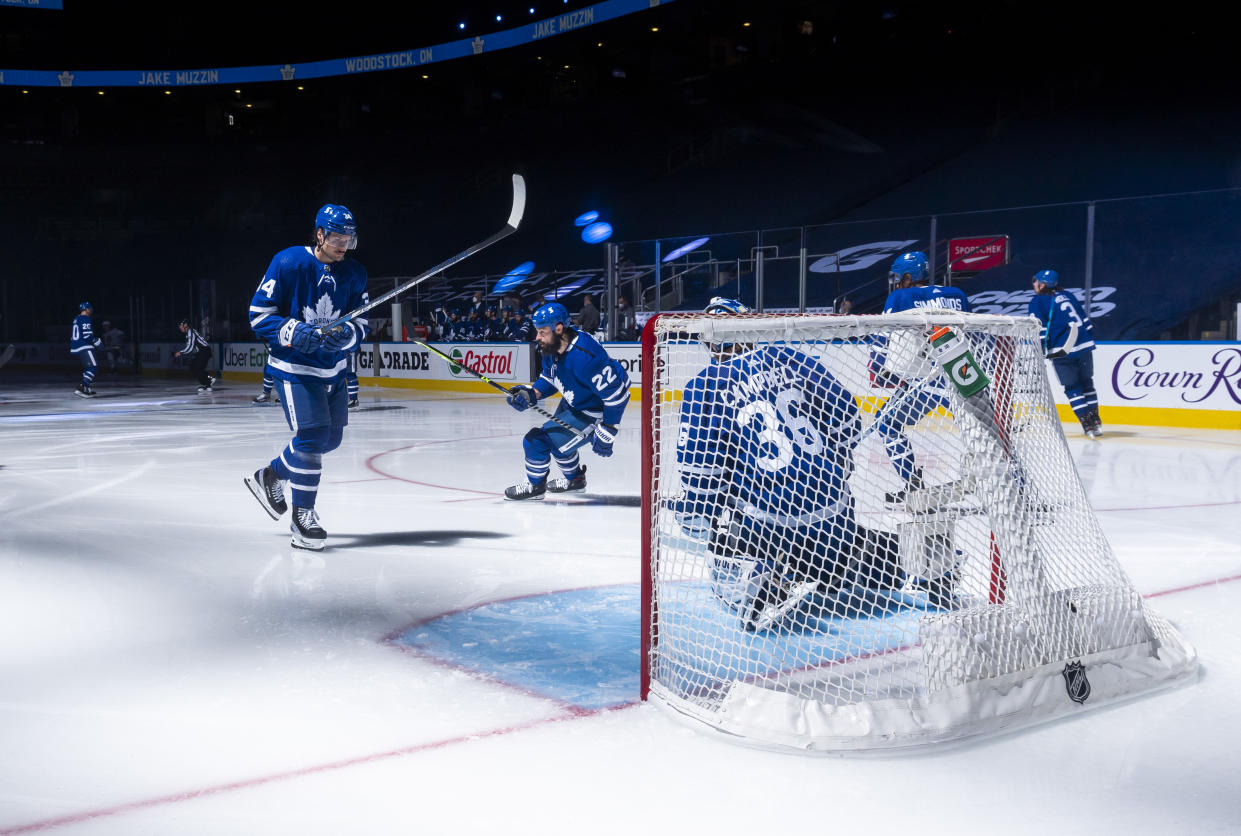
[1,374,1239,835]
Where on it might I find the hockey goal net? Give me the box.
[640,310,1197,753]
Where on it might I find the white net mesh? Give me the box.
[643,310,1197,752]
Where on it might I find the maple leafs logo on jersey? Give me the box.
[302,294,341,327]
[554,374,576,406]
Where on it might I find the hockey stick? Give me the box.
[318,173,527,334]
[0,344,15,370]
[412,339,592,442]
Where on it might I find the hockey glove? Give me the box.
[320,323,358,352]
[592,423,618,458]
[93,338,103,349]
[507,384,538,412]
[279,318,323,354]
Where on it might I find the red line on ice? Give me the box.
[6,575,1237,834]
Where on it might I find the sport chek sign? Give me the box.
[948,235,1010,273]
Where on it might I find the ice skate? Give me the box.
[547,466,587,493]
[73,384,96,398]
[290,506,326,550]
[504,479,546,501]
[348,398,359,409]
[244,466,288,520]
[252,391,273,404]
[746,577,819,632]
[1084,409,1103,439]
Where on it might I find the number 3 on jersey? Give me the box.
[736,388,825,472]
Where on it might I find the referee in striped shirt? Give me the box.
[175,318,216,393]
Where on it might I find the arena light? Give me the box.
[493,260,535,294]
[581,222,613,244]
[574,210,600,227]
[662,237,710,262]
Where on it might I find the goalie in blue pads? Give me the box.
[675,298,902,631]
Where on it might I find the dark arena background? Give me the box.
[1,2,1239,833]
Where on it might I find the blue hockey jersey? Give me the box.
[1028,290,1094,357]
[70,314,100,354]
[531,329,630,425]
[869,285,972,381]
[248,246,370,383]
[677,346,861,526]
[883,284,971,314]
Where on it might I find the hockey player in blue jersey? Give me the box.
[676,298,902,631]
[70,301,102,398]
[503,301,631,500]
[871,251,972,505]
[252,363,280,404]
[243,203,370,550]
[1029,268,1101,437]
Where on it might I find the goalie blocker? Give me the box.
[640,309,1198,753]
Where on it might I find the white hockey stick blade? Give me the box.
[507,172,527,229]
[321,174,526,333]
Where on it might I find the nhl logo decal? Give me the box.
[1062,660,1091,704]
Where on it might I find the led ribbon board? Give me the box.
[0,0,676,88]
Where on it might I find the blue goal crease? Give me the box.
[393,585,934,711]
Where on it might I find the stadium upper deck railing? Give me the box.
[376,186,1241,342]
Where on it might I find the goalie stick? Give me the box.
[412,339,593,443]
[317,173,527,334]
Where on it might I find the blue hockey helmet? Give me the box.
[532,302,571,330]
[315,203,357,249]
[704,296,751,315]
[1033,268,1060,287]
[79,301,92,311]
[888,251,929,288]
[702,296,752,358]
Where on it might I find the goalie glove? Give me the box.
[278,318,323,354]
[592,423,617,458]
[506,384,537,412]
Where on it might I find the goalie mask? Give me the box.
[315,203,357,250]
[888,251,928,289]
[701,296,751,360]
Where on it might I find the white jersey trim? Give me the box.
[269,357,347,378]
